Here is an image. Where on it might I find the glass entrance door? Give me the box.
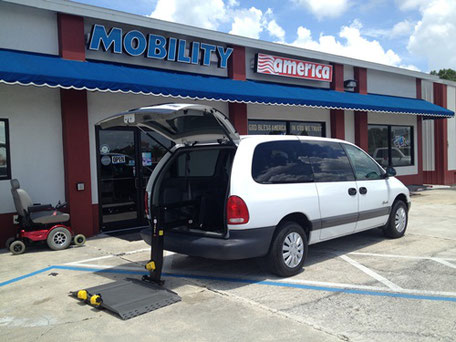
[97,127,172,231]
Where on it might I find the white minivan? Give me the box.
[99,103,411,277]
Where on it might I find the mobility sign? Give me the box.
[256,53,333,82]
[88,24,233,69]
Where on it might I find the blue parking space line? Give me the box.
[1,265,456,303]
[0,266,54,287]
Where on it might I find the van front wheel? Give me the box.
[267,222,308,277]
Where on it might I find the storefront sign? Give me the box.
[88,24,233,68]
[256,53,333,82]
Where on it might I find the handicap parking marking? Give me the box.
[2,263,456,303]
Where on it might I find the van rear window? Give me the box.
[252,141,314,184]
[174,149,220,177]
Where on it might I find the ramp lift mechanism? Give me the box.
[71,216,180,320]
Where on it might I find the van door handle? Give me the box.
[348,188,357,196]
[359,187,367,195]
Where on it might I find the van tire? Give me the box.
[383,200,408,239]
[267,222,308,277]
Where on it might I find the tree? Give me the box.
[430,68,456,82]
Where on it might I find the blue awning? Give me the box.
[0,49,453,117]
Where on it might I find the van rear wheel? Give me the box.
[267,222,308,277]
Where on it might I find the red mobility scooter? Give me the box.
[6,179,86,255]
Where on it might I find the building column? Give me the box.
[227,46,248,134]
[433,82,451,185]
[416,79,424,184]
[58,14,96,237]
[354,67,368,151]
[330,63,345,139]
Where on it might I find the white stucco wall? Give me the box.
[368,112,418,176]
[367,69,416,98]
[246,104,331,138]
[0,84,65,215]
[344,110,355,143]
[0,1,58,56]
[87,92,229,204]
[447,86,456,171]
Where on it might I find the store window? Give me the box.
[248,120,325,137]
[368,125,413,167]
[0,119,11,180]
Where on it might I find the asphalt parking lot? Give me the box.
[1,189,456,342]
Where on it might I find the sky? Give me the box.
[72,0,456,73]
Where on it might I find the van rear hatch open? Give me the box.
[97,103,240,146]
[96,104,240,238]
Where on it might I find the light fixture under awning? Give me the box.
[0,49,453,118]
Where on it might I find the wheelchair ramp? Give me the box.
[72,278,181,320]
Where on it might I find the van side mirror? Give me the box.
[385,166,397,178]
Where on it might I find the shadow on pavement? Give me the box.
[77,228,387,294]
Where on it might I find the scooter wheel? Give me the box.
[73,234,86,246]
[9,240,26,255]
[5,237,15,249]
[47,227,72,251]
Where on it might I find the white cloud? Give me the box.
[229,7,286,40]
[396,0,429,11]
[290,20,416,69]
[267,19,286,42]
[294,0,350,19]
[391,20,414,37]
[149,0,228,30]
[407,0,456,70]
[149,1,285,41]
[363,19,414,39]
[229,7,264,39]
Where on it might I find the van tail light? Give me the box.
[227,196,249,225]
[144,191,149,217]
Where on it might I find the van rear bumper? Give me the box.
[140,227,275,260]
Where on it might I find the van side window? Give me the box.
[252,141,314,184]
[302,141,355,182]
[343,144,383,180]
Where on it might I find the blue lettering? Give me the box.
[123,30,147,56]
[167,37,177,61]
[200,43,216,66]
[177,40,191,63]
[217,46,233,69]
[89,24,122,53]
[147,34,167,59]
[191,42,200,64]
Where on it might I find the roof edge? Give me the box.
[4,0,456,86]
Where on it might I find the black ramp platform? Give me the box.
[80,278,181,320]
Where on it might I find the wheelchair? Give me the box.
[6,179,86,254]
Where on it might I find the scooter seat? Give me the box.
[30,211,70,225]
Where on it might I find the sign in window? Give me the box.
[248,120,325,137]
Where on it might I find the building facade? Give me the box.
[0,0,455,245]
